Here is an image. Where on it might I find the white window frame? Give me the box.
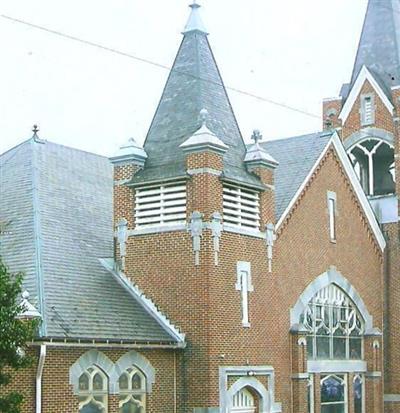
[360,94,375,126]
[353,374,365,413]
[118,367,146,413]
[223,184,260,230]
[327,191,337,242]
[320,374,348,413]
[77,365,108,413]
[235,262,253,328]
[303,284,365,361]
[308,375,314,413]
[134,181,186,228]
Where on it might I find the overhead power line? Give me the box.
[0,14,321,120]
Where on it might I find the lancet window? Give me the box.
[78,366,108,413]
[118,367,146,413]
[301,284,364,360]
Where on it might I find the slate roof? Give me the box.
[131,8,262,188]
[260,131,333,220]
[0,138,179,343]
[344,0,400,98]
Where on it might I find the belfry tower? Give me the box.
[322,0,400,409]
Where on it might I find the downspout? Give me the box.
[174,351,177,413]
[36,344,46,413]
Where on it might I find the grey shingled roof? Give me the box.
[132,28,262,188]
[0,139,178,343]
[260,131,333,220]
[346,0,400,98]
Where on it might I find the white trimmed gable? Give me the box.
[339,66,394,124]
[276,132,386,251]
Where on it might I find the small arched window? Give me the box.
[301,284,365,360]
[320,374,347,413]
[78,366,108,413]
[118,367,146,413]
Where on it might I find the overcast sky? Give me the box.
[0,0,367,156]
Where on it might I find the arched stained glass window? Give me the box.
[301,284,365,360]
[353,375,364,413]
[118,368,146,413]
[321,375,346,413]
[78,366,108,413]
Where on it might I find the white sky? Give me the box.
[0,0,367,156]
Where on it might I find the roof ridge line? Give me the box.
[31,139,47,337]
[99,258,186,346]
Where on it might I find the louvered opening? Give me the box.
[223,184,260,230]
[135,182,187,228]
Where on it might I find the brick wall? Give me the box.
[115,145,384,412]
[2,346,177,413]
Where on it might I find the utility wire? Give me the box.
[0,14,321,120]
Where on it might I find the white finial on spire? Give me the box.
[200,108,209,127]
[183,1,209,35]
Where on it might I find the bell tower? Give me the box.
[322,1,400,409]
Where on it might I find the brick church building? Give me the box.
[0,0,399,412]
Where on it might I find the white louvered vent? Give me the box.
[223,184,260,230]
[135,182,186,228]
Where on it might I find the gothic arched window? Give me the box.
[118,367,146,413]
[78,366,108,413]
[348,138,395,196]
[320,375,346,413]
[301,284,365,360]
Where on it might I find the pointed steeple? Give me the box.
[350,0,400,94]
[132,3,261,188]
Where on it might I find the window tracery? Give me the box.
[118,367,146,413]
[301,284,364,360]
[348,138,395,196]
[78,366,108,413]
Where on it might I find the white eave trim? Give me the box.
[276,132,386,251]
[276,137,332,230]
[99,258,186,346]
[339,66,394,124]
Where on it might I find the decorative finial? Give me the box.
[22,290,30,300]
[190,0,200,9]
[200,108,209,127]
[251,129,262,145]
[32,124,39,136]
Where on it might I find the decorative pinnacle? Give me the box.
[22,290,30,300]
[199,108,209,127]
[190,0,200,9]
[32,124,39,136]
[251,129,262,145]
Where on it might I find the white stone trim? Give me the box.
[187,168,222,177]
[128,223,187,237]
[276,132,386,251]
[219,366,282,413]
[343,127,394,150]
[69,350,114,394]
[323,96,342,103]
[112,351,155,393]
[223,224,266,239]
[384,394,400,402]
[339,66,394,124]
[307,360,367,373]
[330,133,386,251]
[99,258,186,346]
[290,267,374,332]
